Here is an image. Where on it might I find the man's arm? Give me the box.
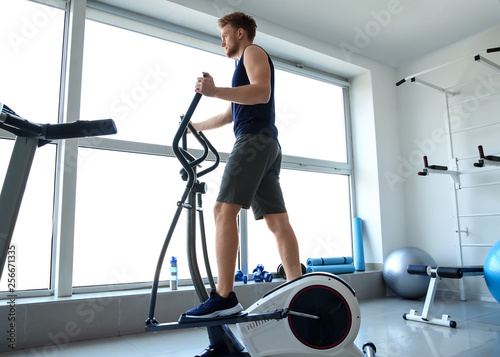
[191,104,232,132]
[196,46,271,105]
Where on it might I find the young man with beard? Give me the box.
[186,12,302,318]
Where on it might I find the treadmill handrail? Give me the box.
[0,113,43,138]
[0,112,117,140]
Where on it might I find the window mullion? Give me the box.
[52,0,87,297]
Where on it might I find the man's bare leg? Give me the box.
[213,201,242,297]
[264,212,302,281]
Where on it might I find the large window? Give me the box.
[1,1,353,294]
[0,0,65,292]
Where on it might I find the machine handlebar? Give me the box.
[173,92,220,188]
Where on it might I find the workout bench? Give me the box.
[403,265,484,328]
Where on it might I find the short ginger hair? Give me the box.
[218,12,257,41]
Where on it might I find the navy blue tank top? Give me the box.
[231,45,278,141]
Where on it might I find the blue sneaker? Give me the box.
[185,289,243,318]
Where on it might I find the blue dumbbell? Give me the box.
[234,270,248,284]
[252,264,264,282]
[252,264,273,283]
[263,271,273,282]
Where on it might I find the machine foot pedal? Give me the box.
[179,311,249,325]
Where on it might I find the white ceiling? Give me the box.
[222,0,500,67]
[95,0,500,68]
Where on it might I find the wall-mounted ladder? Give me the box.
[397,46,500,300]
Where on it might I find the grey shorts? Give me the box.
[217,134,286,220]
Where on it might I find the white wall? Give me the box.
[396,25,500,299]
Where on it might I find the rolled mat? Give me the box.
[306,264,356,274]
[353,217,365,271]
[307,257,353,266]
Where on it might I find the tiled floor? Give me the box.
[2,296,499,356]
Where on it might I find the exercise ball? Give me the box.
[383,246,436,299]
[484,240,500,303]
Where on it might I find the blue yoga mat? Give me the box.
[353,217,365,271]
[306,264,356,274]
[307,257,353,266]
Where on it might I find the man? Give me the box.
[186,12,301,318]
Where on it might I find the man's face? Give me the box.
[220,24,240,59]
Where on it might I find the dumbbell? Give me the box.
[252,264,273,283]
[234,270,248,284]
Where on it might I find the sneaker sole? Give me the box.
[185,303,244,319]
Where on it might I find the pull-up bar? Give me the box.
[396,46,500,89]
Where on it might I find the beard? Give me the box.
[225,44,238,59]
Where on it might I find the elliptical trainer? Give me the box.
[144,89,376,357]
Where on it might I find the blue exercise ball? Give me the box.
[383,246,436,299]
[484,240,500,304]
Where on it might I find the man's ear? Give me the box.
[237,28,245,39]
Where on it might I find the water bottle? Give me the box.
[170,256,178,290]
